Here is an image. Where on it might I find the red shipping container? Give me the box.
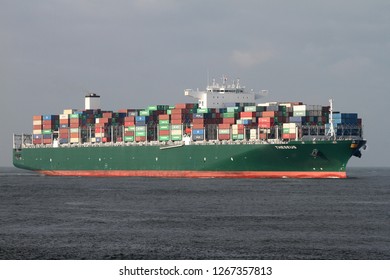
[43,139,52,144]
[259,133,267,139]
[159,130,170,136]
[124,116,135,122]
[258,123,271,128]
[240,112,256,118]
[192,118,204,124]
[282,133,296,139]
[70,123,80,128]
[103,112,113,118]
[33,115,42,121]
[33,125,42,130]
[175,103,195,109]
[218,124,230,129]
[171,108,185,114]
[96,117,110,124]
[262,111,277,117]
[95,127,105,133]
[60,119,69,125]
[135,136,146,142]
[124,121,135,126]
[223,118,236,124]
[70,118,82,124]
[218,134,231,140]
[170,119,183,124]
[124,131,134,136]
[170,114,184,120]
[192,124,204,129]
[33,139,43,144]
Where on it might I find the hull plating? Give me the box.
[13,140,365,178]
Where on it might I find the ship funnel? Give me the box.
[85,93,100,110]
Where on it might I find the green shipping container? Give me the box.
[218,129,230,134]
[159,124,170,130]
[222,112,236,118]
[125,126,135,131]
[42,130,53,135]
[148,105,158,111]
[135,131,146,137]
[70,114,80,119]
[244,106,257,112]
[197,108,210,113]
[124,136,134,142]
[232,134,245,140]
[159,136,170,141]
[171,135,182,141]
[139,110,150,116]
[135,126,146,131]
[159,120,170,125]
[226,107,241,113]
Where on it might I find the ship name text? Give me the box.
[275,145,297,150]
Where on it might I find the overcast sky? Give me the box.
[1,0,389,167]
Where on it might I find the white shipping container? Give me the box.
[285,123,296,129]
[70,138,81,143]
[170,129,182,136]
[59,114,69,120]
[33,129,42,134]
[63,109,76,115]
[293,105,307,111]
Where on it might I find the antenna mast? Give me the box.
[328,98,336,140]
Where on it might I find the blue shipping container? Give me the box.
[192,129,204,135]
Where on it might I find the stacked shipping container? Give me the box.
[31,101,362,145]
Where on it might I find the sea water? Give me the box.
[0,167,389,259]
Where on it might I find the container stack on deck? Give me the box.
[30,101,362,145]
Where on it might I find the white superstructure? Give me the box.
[184,76,264,108]
[85,93,101,110]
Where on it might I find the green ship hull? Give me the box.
[13,139,366,178]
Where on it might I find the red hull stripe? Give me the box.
[38,170,347,179]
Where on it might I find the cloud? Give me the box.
[231,49,276,68]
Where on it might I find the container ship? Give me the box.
[13,77,366,178]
